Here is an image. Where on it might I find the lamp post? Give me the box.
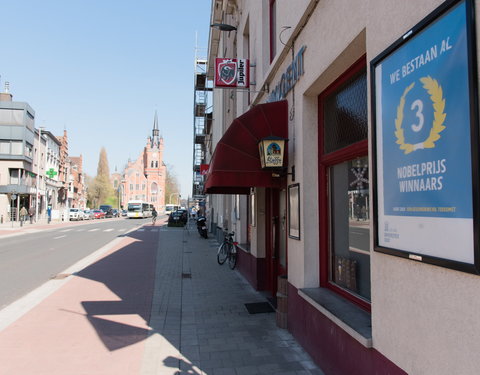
[169,193,181,207]
[35,127,45,222]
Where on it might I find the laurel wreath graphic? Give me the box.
[394,76,446,154]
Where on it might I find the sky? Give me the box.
[1,0,211,199]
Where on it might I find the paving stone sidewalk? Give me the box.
[141,223,325,375]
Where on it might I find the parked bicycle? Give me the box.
[217,231,238,269]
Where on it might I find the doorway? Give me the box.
[265,188,287,298]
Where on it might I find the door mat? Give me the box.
[244,302,275,314]
[267,297,277,309]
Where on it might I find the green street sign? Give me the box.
[46,168,57,179]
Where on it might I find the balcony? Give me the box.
[0,183,36,194]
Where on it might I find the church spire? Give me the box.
[151,111,160,148]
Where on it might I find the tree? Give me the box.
[165,164,181,204]
[88,147,115,207]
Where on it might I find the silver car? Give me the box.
[83,209,95,220]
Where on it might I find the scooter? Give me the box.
[196,216,208,239]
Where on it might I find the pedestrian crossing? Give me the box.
[53,227,162,238]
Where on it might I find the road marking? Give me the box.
[104,228,114,232]
[53,235,67,239]
[0,234,132,333]
[60,229,73,232]
[76,229,85,232]
[137,229,145,232]
[88,228,99,232]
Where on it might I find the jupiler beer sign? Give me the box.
[215,58,250,88]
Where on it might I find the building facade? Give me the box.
[0,87,42,221]
[69,155,86,209]
[203,0,480,374]
[0,87,82,222]
[119,114,166,210]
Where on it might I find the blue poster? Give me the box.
[379,1,472,219]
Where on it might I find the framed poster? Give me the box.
[288,184,300,239]
[371,0,480,273]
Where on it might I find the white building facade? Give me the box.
[204,1,480,374]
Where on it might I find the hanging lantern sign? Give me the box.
[258,136,286,169]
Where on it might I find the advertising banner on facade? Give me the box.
[371,0,480,273]
[214,58,249,88]
[200,164,209,176]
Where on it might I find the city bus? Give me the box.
[165,204,179,215]
[127,200,153,218]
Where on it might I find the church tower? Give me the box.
[143,112,166,209]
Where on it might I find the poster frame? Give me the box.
[370,0,480,274]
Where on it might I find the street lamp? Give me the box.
[169,193,181,206]
[35,127,45,222]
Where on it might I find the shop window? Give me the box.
[319,57,370,310]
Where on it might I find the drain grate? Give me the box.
[181,273,192,279]
[51,273,71,280]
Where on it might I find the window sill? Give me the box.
[237,243,251,252]
[298,288,372,348]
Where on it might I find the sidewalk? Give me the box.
[0,218,325,375]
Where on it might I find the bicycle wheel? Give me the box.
[217,242,228,265]
[228,244,237,269]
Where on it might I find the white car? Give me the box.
[69,208,83,221]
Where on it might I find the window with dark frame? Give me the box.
[319,57,371,310]
[269,0,276,62]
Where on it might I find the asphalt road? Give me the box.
[349,225,370,253]
[0,217,153,309]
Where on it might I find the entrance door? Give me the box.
[265,188,287,297]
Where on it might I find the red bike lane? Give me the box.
[0,221,161,375]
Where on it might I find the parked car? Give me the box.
[168,210,185,227]
[83,209,94,220]
[99,204,113,213]
[111,209,120,218]
[104,208,114,218]
[92,209,106,219]
[177,209,188,224]
[69,208,83,221]
[121,209,127,217]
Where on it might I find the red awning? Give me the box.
[204,100,288,194]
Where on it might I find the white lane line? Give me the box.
[104,228,114,232]
[60,229,73,232]
[88,228,99,232]
[76,229,85,232]
[53,235,67,239]
[0,224,140,333]
[137,229,145,232]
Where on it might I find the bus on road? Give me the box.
[165,204,179,215]
[127,200,153,218]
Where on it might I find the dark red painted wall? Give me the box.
[237,248,267,291]
[288,283,407,375]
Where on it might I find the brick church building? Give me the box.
[118,113,166,211]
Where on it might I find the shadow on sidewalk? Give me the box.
[74,226,158,351]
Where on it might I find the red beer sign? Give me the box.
[214,58,249,88]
